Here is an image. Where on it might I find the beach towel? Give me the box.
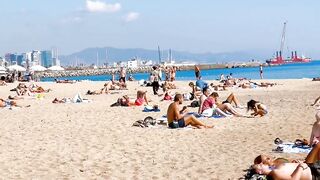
[72,93,91,103]
[142,106,160,112]
[273,143,311,153]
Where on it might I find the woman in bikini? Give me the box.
[247,99,268,117]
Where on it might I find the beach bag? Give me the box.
[190,100,200,107]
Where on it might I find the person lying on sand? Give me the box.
[111,90,149,107]
[253,143,320,179]
[0,98,29,108]
[54,79,75,84]
[310,112,320,147]
[28,84,52,93]
[102,80,127,94]
[247,99,268,117]
[254,154,298,167]
[211,92,247,117]
[167,94,213,129]
[86,89,103,95]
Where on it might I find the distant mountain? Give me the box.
[59,47,273,66]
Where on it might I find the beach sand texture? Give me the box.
[0,79,319,179]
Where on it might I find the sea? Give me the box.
[41,60,320,82]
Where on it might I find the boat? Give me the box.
[266,22,311,65]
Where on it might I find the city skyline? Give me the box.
[0,0,319,58]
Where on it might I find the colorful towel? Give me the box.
[273,143,311,154]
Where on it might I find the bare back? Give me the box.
[167,102,179,124]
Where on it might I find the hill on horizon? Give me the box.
[59,47,273,66]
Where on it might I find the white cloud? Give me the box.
[86,0,121,13]
[124,12,140,22]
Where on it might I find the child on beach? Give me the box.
[247,99,268,117]
[309,112,320,146]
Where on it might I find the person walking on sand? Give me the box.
[167,94,213,129]
[259,64,263,79]
[194,65,201,79]
[119,67,126,83]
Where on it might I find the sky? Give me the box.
[0,0,319,58]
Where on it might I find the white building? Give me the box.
[127,59,138,68]
[0,57,7,67]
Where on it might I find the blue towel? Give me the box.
[143,107,160,112]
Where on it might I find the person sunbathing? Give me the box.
[167,94,213,129]
[253,143,320,179]
[86,89,103,95]
[309,112,320,146]
[0,98,28,108]
[0,80,7,86]
[112,90,149,107]
[247,99,268,116]
[28,84,51,93]
[102,81,127,94]
[212,92,245,117]
[54,79,75,84]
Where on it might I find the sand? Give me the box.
[0,79,319,179]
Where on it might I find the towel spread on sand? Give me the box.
[273,143,311,153]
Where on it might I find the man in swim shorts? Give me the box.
[167,94,213,129]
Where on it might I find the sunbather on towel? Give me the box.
[0,98,26,108]
[212,92,245,117]
[253,143,320,179]
[167,94,213,129]
[112,90,149,107]
[309,112,320,146]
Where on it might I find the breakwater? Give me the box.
[40,62,262,78]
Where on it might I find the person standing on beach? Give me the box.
[119,67,126,83]
[151,66,160,95]
[259,64,263,79]
[194,65,201,79]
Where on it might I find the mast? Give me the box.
[96,51,99,67]
[279,21,287,57]
[158,46,161,64]
[105,48,108,67]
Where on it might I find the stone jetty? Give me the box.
[39,62,264,78]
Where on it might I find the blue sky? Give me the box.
[0,0,319,58]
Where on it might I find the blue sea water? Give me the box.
[42,60,320,82]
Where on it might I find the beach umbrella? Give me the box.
[7,64,26,71]
[0,66,6,71]
[48,65,65,71]
[30,65,47,72]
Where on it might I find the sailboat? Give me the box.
[266,22,311,65]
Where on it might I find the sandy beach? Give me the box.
[0,79,319,179]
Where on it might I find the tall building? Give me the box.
[5,53,17,65]
[16,55,23,65]
[41,50,53,68]
[31,50,41,66]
